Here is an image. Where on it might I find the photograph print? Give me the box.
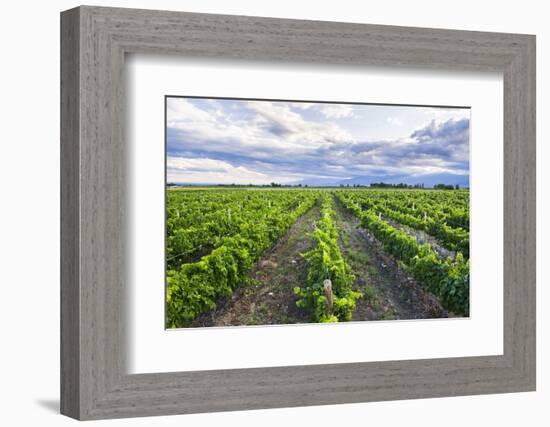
[165,96,470,329]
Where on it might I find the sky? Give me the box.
[166,97,470,187]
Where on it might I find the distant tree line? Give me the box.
[433,184,461,190]
[168,181,461,189]
[369,182,461,190]
[171,182,311,188]
[368,182,425,189]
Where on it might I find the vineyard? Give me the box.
[166,188,470,328]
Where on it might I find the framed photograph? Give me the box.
[61,6,536,420]
[164,96,470,329]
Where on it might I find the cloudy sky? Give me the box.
[166,97,470,187]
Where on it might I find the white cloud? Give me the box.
[422,107,470,121]
[289,102,315,110]
[386,116,403,126]
[167,98,215,124]
[167,98,356,162]
[166,98,470,185]
[288,101,355,118]
[246,101,354,147]
[318,104,354,119]
[167,157,292,185]
[405,165,470,176]
[167,156,344,185]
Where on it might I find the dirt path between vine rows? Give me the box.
[192,193,447,327]
[191,202,321,327]
[331,194,446,321]
[384,217,457,261]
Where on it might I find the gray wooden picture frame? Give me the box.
[60,5,536,421]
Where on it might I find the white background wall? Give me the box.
[0,0,546,425]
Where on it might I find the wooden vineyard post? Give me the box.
[323,279,334,314]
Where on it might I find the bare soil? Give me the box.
[331,195,446,320]
[384,217,456,260]
[191,202,321,327]
[191,193,447,327]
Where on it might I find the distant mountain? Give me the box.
[401,173,469,188]
[170,173,470,189]
[297,173,469,188]
[289,177,346,187]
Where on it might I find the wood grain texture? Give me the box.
[60,5,536,420]
[60,7,80,419]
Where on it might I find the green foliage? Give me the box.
[294,194,362,322]
[346,190,469,258]
[166,189,320,328]
[166,187,471,327]
[336,191,469,316]
[166,189,315,267]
